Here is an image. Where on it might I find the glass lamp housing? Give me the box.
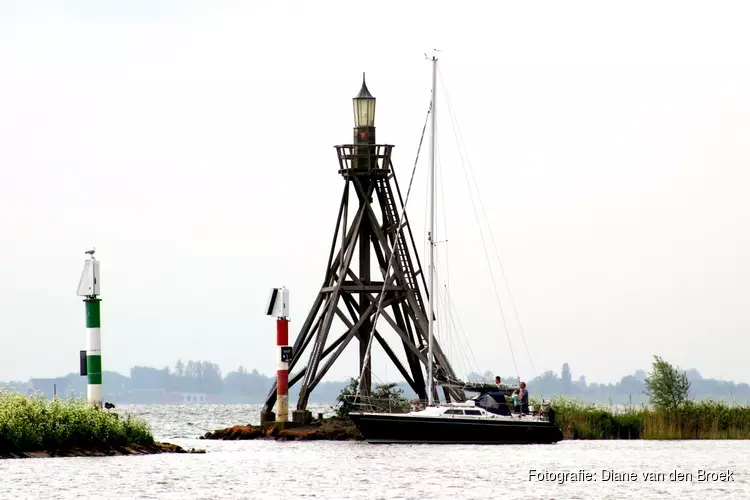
[353,74,375,127]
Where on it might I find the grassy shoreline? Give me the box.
[203,390,750,442]
[203,399,750,442]
[7,389,750,450]
[549,397,750,439]
[0,391,198,458]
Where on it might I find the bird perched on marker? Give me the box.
[85,248,96,257]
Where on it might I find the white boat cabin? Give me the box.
[397,401,544,421]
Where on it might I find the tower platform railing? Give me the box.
[335,144,394,177]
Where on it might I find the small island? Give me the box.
[203,380,392,441]
[0,391,203,459]
[202,416,362,441]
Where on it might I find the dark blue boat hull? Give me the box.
[349,413,564,444]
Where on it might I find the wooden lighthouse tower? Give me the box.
[260,74,465,425]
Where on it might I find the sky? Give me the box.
[1,1,749,388]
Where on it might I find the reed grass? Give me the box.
[0,391,153,453]
[548,396,750,439]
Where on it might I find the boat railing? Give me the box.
[342,393,555,421]
[342,394,414,414]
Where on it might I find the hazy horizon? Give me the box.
[3,358,744,388]
[2,1,748,385]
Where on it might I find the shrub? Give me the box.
[0,391,154,452]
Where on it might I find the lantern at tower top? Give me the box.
[353,73,375,128]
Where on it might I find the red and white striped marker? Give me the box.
[276,316,290,422]
[266,287,290,423]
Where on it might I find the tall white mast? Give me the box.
[427,53,438,406]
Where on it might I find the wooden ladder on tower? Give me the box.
[376,176,425,315]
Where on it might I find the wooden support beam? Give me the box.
[342,270,462,399]
[323,182,348,283]
[321,282,407,293]
[346,184,430,352]
[297,183,374,410]
[373,331,416,390]
[333,294,417,393]
[264,326,361,407]
[392,302,427,399]
[343,269,427,364]
[309,296,402,391]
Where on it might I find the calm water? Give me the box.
[2,404,749,499]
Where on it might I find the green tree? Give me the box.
[644,355,691,412]
[334,378,361,418]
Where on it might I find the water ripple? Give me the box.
[1,404,748,499]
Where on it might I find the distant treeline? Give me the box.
[467,363,750,405]
[0,359,350,404]
[2,360,749,405]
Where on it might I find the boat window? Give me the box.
[464,409,482,416]
[444,409,464,415]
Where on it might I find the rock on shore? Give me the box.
[202,417,363,441]
[0,441,206,459]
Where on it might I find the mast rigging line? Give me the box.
[355,99,433,401]
[437,145,453,372]
[443,284,482,377]
[433,145,480,381]
[438,282,481,380]
[437,65,537,383]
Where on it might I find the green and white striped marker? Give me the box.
[85,297,102,406]
[77,249,102,408]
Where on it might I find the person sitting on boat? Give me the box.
[494,376,502,385]
[519,382,530,414]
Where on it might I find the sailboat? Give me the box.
[348,54,564,445]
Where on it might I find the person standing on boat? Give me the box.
[519,382,530,414]
[494,376,502,385]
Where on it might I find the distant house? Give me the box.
[167,392,221,404]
